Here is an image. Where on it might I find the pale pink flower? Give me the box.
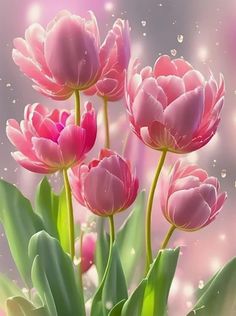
[6,103,96,174]
[85,19,130,101]
[126,55,225,153]
[76,233,96,273]
[160,160,227,231]
[69,149,139,216]
[12,10,114,100]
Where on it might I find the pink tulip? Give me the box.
[6,102,96,174]
[76,233,96,273]
[69,149,139,216]
[12,10,114,100]
[160,160,227,231]
[85,19,130,101]
[126,55,225,153]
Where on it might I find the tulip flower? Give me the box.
[126,55,225,268]
[6,102,96,174]
[159,160,227,248]
[12,10,103,100]
[126,55,225,154]
[85,19,130,102]
[75,233,96,273]
[85,19,130,148]
[69,149,139,217]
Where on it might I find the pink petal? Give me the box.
[199,184,217,208]
[157,75,185,104]
[164,87,204,136]
[58,125,86,167]
[32,137,63,168]
[183,70,205,91]
[173,58,193,77]
[80,102,97,152]
[153,55,178,77]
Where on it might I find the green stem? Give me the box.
[145,150,167,272]
[160,225,176,250]
[103,97,110,148]
[75,90,81,125]
[97,216,115,289]
[63,169,75,259]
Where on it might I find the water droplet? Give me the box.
[158,3,163,6]
[12,99,16,104]
[212,159,216,167]
[6,83,11,87]
[3,167,8,172]
[221,169,227,178]
[130,248,136,255]
[105,301,113,310]
[177,34,184,43]
[170,49,177,56]
[143,32,147,37]
[198,280,204,289]
[141,20,146,27]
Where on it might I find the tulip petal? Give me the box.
[153,55,178,77]
[164,87,204,136]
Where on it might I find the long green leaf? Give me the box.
[0,274,24,308]
[188,257,236,316]
[91,243,128,316]
[35,177,59,239]
[95,218,109,282]
[141,248,179,316]
[6,296,48,316]
[116,191,145,285]
[29,231,85,316]
[0,180,44,286]
[56,189,70,253]
[108,300,126,316]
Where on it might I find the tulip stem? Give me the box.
[103,97,110,148]
[63,169,75,259]
[75,90,81,125]
[160,225,176,250]
[145,149,167,272]
[109,215,115,243]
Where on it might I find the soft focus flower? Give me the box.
[126,55,225,153]
[76,233,96,273]
[69,149,139,216]
[160,160,227,231]
[85,19,131,101]
[12,10,114,100]
[6,103,96,173]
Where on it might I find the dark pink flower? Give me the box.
[12,10,114,100]
[6,103,96,173]
[69,149,139,216]
[85,19,131,101]
[126,55,225,153]
[160,160,227,231]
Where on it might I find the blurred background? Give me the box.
[0,0,236,315]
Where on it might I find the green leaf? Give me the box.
[0,274,24,308]
[95,218,110,282]
[6,296,48,316]
[35,177,59,239]
[29,231,85,316]
[188,257,236,316]
[108,300,126,316]
[141,248,179,316]
[0,180,44,286]
[56,189,70,254]
[116,191,145,285]
[91,243,128,316]
[121,279,147,316]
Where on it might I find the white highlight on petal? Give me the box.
[27,3,41,22]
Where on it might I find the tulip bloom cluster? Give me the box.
[0,7,228,316]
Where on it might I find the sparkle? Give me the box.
[104,2,114,12]
[27,3,42,22]
[198,46,208,62]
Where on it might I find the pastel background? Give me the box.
[0,1,235,315]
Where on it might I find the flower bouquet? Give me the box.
[0,9,234,316]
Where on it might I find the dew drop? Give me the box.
[198,280,204,289]
[143,32,147,37]
[221,169,227,178]
[6,83,11,87]
[3,167,8,172]
[141,20,146,27]
[170,49,177,56]
[212,159,217,167]
[12,99,16,104]
[177,34,184,43]
[105,301,113,310]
